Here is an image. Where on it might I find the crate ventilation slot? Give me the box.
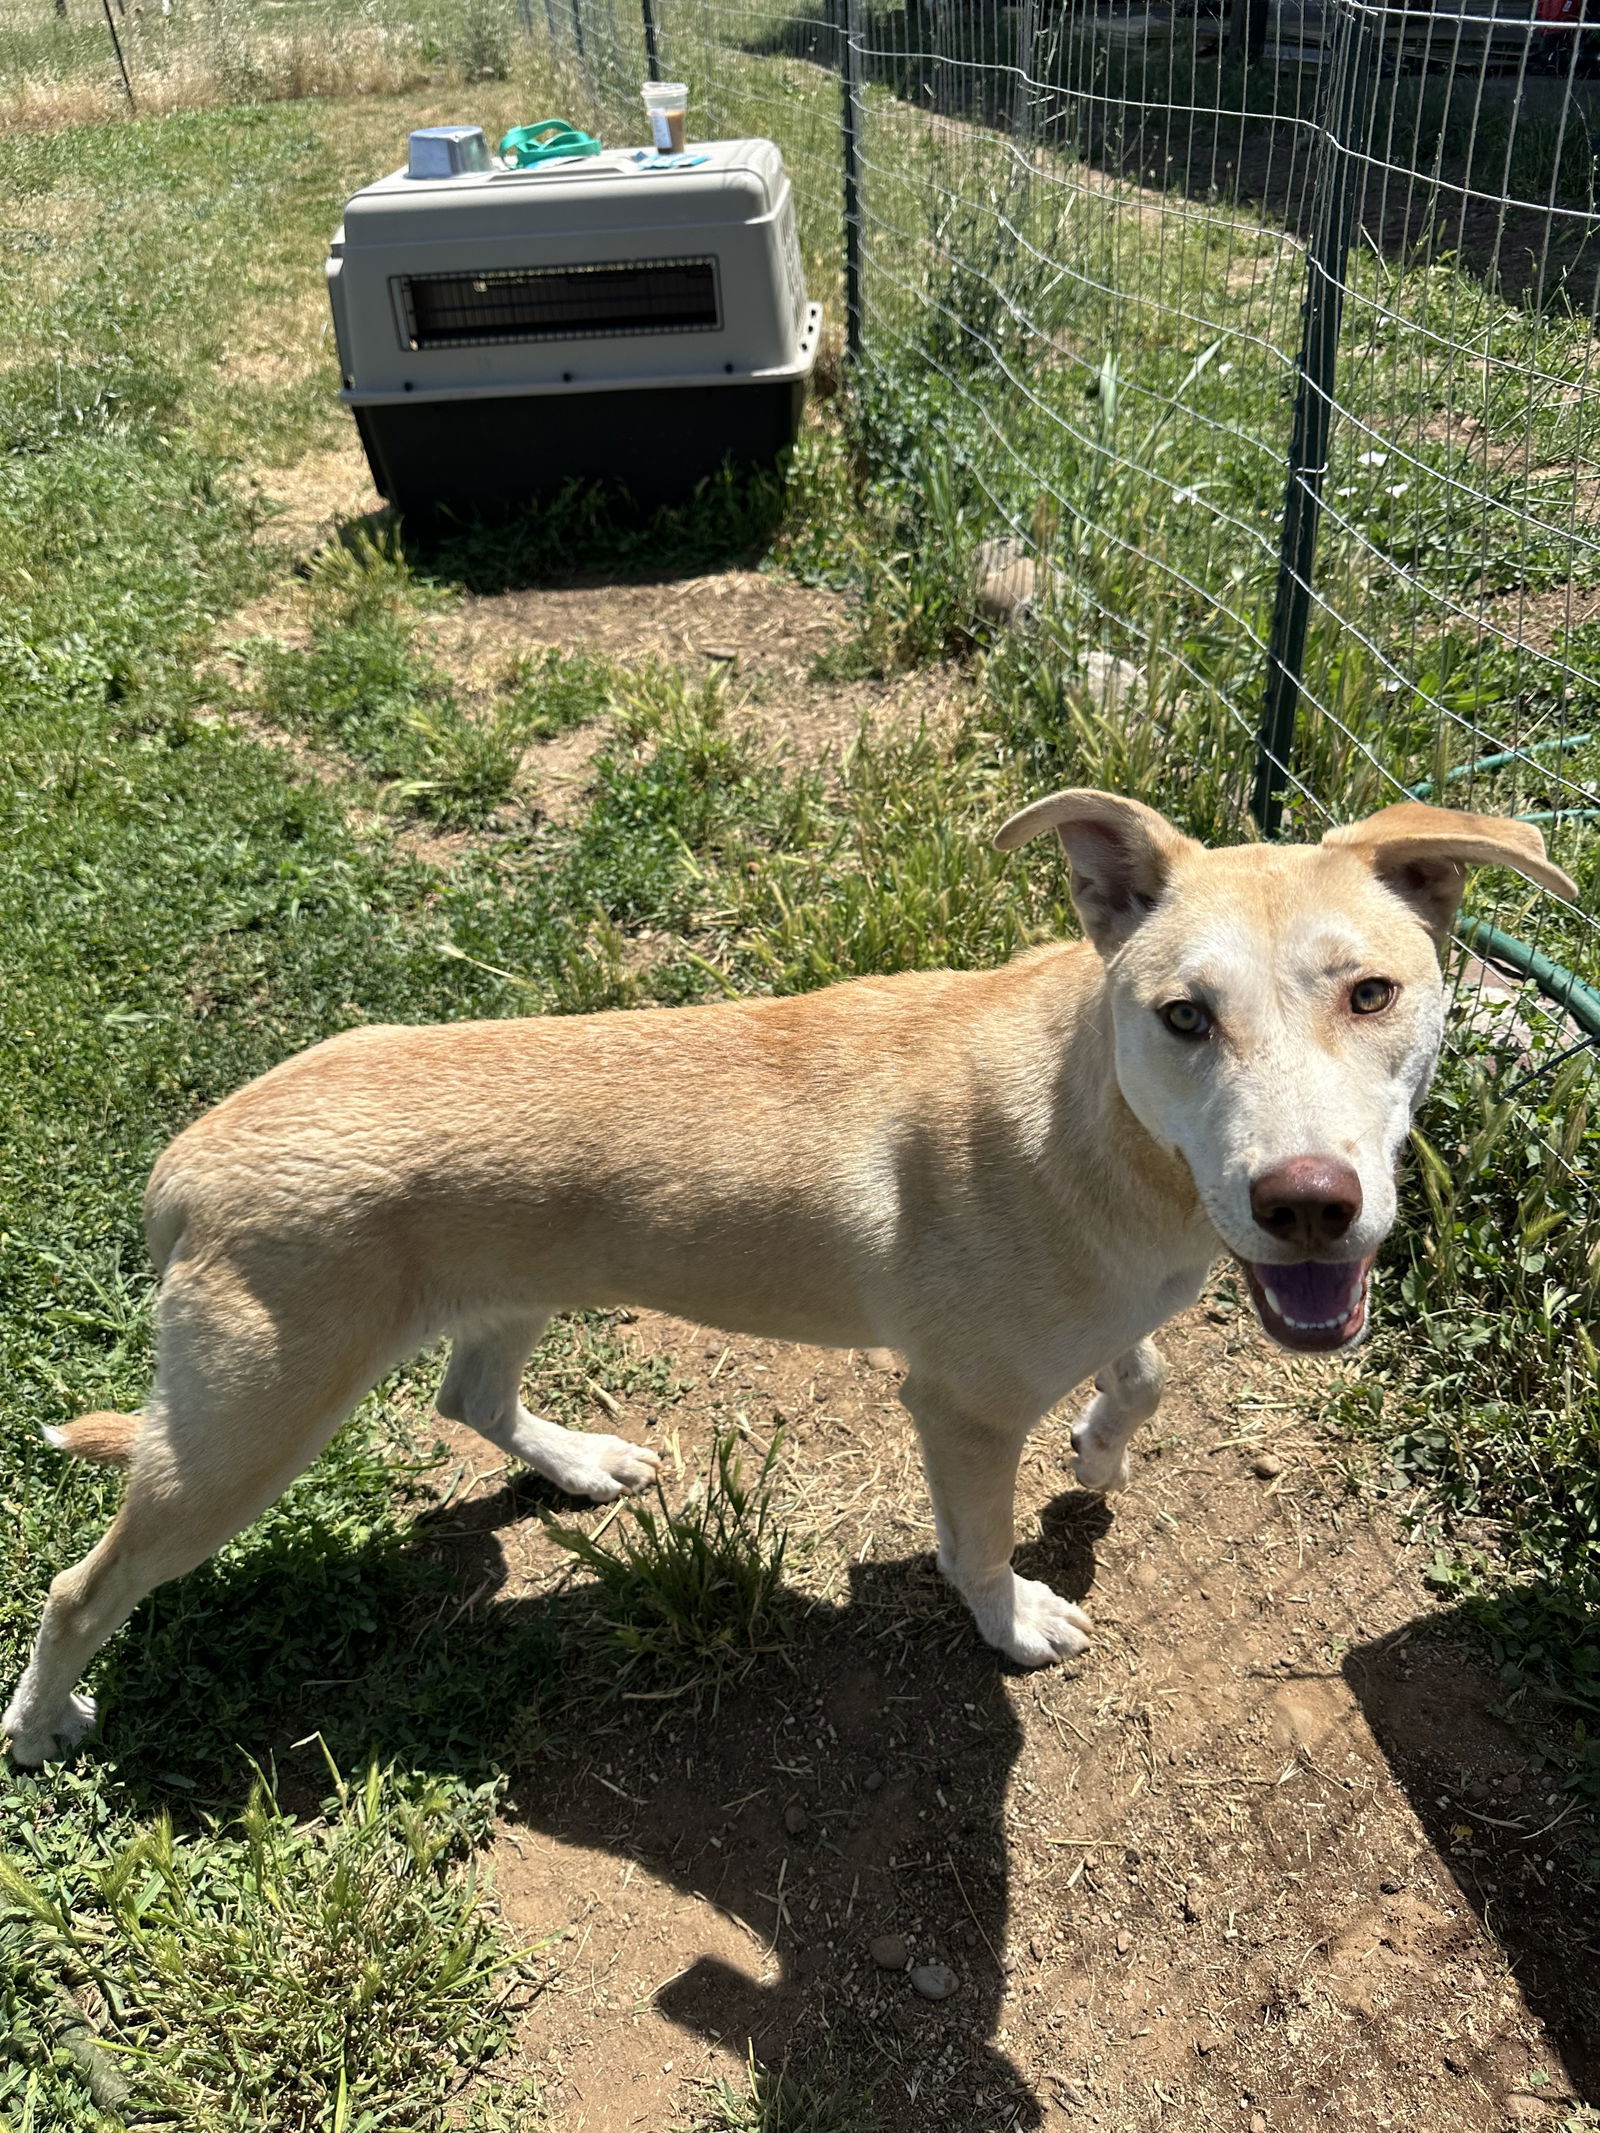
[393,257,722,350]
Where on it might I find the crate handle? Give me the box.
[500,121,602,166]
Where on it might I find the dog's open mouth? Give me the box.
[1238,1255,1375,1353]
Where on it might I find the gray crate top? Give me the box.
[336,138,790,247]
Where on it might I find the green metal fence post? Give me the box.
[1251,0,1377,836]
[839,0,864,360]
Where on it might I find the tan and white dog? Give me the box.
[3,792,1576,1764]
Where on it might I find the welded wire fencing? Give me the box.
[540,0,1600,1070]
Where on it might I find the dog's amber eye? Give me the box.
[1350,978,1395,1015]
[1160,1000,1212,1039]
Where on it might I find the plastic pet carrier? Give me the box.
[326,126,822,525]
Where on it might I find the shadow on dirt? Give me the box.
[98,1464,1118,2129]
[94,1448,1600,2122]
[1344,1612,1600,2106]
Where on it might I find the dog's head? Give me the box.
[996,791,1577,1354]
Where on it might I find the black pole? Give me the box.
[1225,0,1271,65]
[641,0,661,80]
[839,0,864,361]
[100,0,134,109]
[1251,0,1375,837]
[569,0,586,61]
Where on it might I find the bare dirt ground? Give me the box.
[419,1304,1598,2133]
[242,434,970,791]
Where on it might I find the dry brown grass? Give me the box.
[0,12,435,131]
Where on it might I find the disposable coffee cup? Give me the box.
[641,80,688,154]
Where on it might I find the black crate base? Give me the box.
[351,380,805,527]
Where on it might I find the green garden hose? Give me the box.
[1406,730,1592,800]
[1404,739,1597,1041]
[1458,918,1600,1042]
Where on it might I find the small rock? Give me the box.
[862,1768,884,1794]
[700,644,739,662]
[869,1933,909,1970]
[1206,1302,1238,1322]
[1030,1936,1047,1962]
[1054,2080,1089,2109]
[972,536,1049,625]
[1081,649,1144,712]
[1252,1453,1284,1480]
[910,1962,959,2001]
[1506,2097,1550,2122]
[1182,1883,1204,1923]
[1250,2116,1267,2133]
[783,1802,810,1836]
[1443,2054,1468,2077]
[1115,1929,1132,1955]
[863,1346,898,1372]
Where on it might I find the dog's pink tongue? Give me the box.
[1250,1259,1364,1322]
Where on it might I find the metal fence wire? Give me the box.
[540,0,1600,1068]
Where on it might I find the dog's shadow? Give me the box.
[1343,1614,1600,2104]
[97,1466,1114,2125]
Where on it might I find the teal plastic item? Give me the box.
[1403,747,1597,1037]
[500,120,602,167]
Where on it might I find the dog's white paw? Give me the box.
[1071,1417,1133,1494]
[969,1573,1092,1668]
[4,1689,97,1767]
[534,1431,662,1503]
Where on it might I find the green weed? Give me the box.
[249,571,615,826]
[548,1428,793,1694]
[0,1758,525,2131]
[688,2054,879,2133]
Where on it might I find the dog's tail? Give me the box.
[43,1412,142,1467]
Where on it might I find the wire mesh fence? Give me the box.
[543,0,1599,1153]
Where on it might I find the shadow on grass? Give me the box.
[329,459,794,599]
[1344,1608,1600,2106]
[93,1467,1123,2129]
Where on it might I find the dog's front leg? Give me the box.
[902,1377,1092,1668]
[1071,1337,1165,1494]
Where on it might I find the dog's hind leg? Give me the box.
[1071,1338,1165,1494]
[4,1267,399,1766]
[903,1375,1092,1669]
[435,1314,660,1502]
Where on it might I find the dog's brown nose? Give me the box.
[1249,1157,1363,1250]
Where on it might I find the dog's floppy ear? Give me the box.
[1322,801,1578,939]
[995,790,1198,954]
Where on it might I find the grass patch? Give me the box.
[548,1428,793,1698]
[0,1759,533,2131]
[246,533,618,825]
[688,2055,880,2133]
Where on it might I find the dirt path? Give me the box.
[423,1305,1596,2133]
